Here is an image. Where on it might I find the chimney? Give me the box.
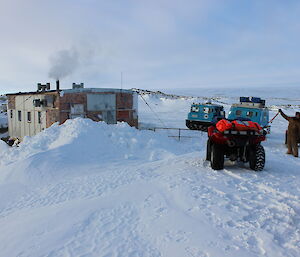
[37,83,50,92]
[56,80,60,91]
[37,83,42,92]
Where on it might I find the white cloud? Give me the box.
[0,0,300,93]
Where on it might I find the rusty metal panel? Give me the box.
[102,111,116,124]
[87,94,116,111]
[59,93,87,111]
[70,104,85,118]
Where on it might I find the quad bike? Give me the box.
[206,124,266,171]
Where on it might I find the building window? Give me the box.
[27,112,31,122]
[18,111,22,121]
[10,110,13,119]
[38,111,42,124]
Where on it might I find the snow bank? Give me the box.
[0,118,202,184]
[0,112,7,128]
[0,140,9,151]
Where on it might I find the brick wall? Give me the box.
[46,109,60,128]
[116,93,133,109]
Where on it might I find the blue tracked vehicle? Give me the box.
[186,103,225,131]
[228,97,270,130]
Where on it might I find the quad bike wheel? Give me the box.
[211,143,224,170]
[249,144,265,171]
[206,139,212,161]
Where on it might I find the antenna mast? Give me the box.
[121,71,123,90]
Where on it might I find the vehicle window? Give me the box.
[191,106,199,112]
[203,107,210,113]
[236,110,242,116]
[246,111,253,117]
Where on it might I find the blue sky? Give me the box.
[0,0,300,93]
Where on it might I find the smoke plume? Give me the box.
[48,48,79,80]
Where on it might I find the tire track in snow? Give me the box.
[154,155,300,256]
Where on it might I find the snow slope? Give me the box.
[0,113,7,128]
[0,88,300,257]
[0,96,7,126]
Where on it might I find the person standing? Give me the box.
[279,109,300,157]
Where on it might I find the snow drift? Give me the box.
[0,112,7,129]
[0,118,203,184]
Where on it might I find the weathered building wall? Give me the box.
[86,111,103,122]
[7,88,138,140]
[86,93,116,124]
[46,109,60,128]
[59,93,87,124]
[59,91,138,127]
[7,95,16,109]
[116,92,138,127]
[7,92,59,139]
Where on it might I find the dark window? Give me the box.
[236,110,242,116]
[18,111,22,121]
[27,112,31,122]
[38,111,42,124]
[247,111,253,117]
[10,110,13,119]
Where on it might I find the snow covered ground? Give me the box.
[0,112,7,128]
[0,97,8,138]
[0,97,7,129]
[0,87,300,257]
